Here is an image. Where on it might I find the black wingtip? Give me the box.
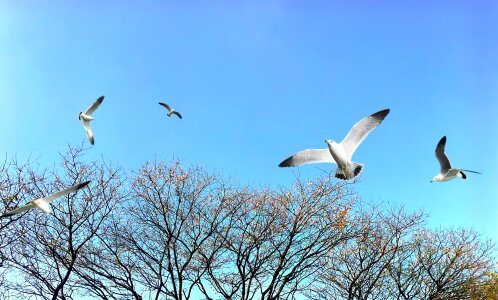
[438,136,447,145]
[371,108,390,120]
[97,95,104,103]
[278,157,293,167]
[0,213,12,219]
[77,181,91,189]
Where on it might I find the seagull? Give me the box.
[159,102,182,119]
[279,109,390,180]
[79,96,104,145]
[0,181,90,218]
[431,136,481,182]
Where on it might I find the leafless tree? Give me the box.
[74,166,357,300]
[71,213,144,300]
[1,149,496,300]
[2,145,126,300]
[307,204,424,300]
[390,228,495,300]
[1,155,47,293]
[200,173,357,300]
[79,160,243,300]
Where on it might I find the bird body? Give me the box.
[79,113,94,122]
[431,136,481,182]
[432,168,466,182]
[279,109,390,180]
[32,198,52,213]
[79,96,104,145]
[159,102,182,119]
[325,140,363,180]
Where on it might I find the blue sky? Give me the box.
[1,1,497,240]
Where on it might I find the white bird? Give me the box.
[0,181,90,218]
[159,102,182,119]
[431,136,481,182]
[279,109,390,180]
[79,96,104,145]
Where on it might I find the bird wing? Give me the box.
[85,96,104,116]
[0,203,35,218]
[171,111,182,119]
[435,136,451,173]
[340,109,390,159]
[83,120,94,145]
[43,181,90,204]
[159,102,172,112]
[279,149,336,167]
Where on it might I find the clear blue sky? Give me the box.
[1,1,497,241]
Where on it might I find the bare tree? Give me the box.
[3,145,126,300]
[75,166,357,300]
[200,173,357,300]
[82,160,242,300]
[307,204,424,300]
[1,155,47,293]
[1,149,496,300]
[390,228,495,300]
[72,214,144,300]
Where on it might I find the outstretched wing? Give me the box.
[159,102,172,112]
[83,120,94,145]
[43,181,90,204]
[435,136,451,173]
[85,96,104,116]
[0,203,35,218]
[171,111,182,119]
[279,149,336,167]
[340,109,390,158]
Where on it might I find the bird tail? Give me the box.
[460,169,482,174]
[335,163,363,180]
[458,171,467,179]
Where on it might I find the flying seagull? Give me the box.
[0,181,90,218]
[159,102,182,119]
[279,109,390,180]
[79,96,104,145]
[431,136,481,182]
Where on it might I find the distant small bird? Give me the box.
[431,136,481,182]
[159,102,182,119]
[279,109,390,180]
[0,181,90,218]
[79,96,104,145]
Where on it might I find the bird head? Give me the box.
[430,175,441,182]
[324,140,337,150]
